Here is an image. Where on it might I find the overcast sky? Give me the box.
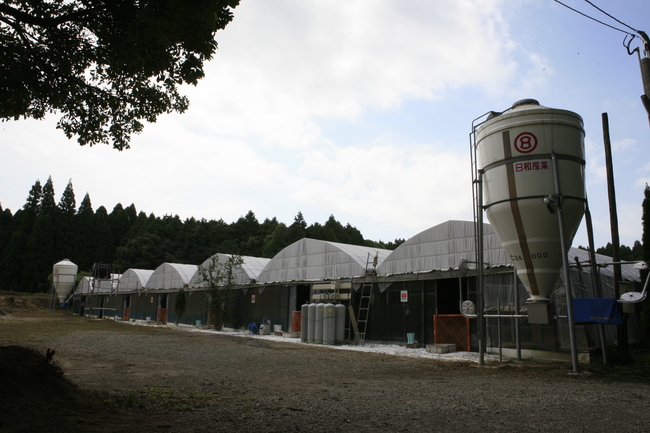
[2,0,649,251]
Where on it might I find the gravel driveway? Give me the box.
[14,319,648,433]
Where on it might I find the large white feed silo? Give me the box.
[476,99,585,302]
[52,259,78,303]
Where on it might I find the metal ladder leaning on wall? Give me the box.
[355,253,378,346]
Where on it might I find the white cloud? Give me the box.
[613,137,636,152]
[618,201,643,244]
[180,0,520,150]
[290,139,472,235]
[584,136,606,185]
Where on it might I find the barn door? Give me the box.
[157,294,168,324]
[123,295,131,321]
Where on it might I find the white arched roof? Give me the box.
[568,247,641,282]
[119,269,154,290]
[377,220,509,276]
[74,275,122,294]
[145,263,197,289]
[256,238,392,284]
[75,276,92,294]
[189,254,271,287]
[378,220,641,282]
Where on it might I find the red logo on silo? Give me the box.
[514,132,537,153]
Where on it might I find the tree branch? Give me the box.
[0,3,97,29]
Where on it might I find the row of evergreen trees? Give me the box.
[3,177,647,294]
[0,177,404,293]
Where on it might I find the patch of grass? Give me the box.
[0,309,166,344]
[124,391,144,408]
[148,386,176,404]
[100,386,215,411]
[0,291,50,299]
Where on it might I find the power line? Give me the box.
[583,0,640,34]
[553,0,635,37]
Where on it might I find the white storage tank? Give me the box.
[307,303,317,343]
[301,303,309,343]
[476,99,585,302]
[52,259,78,303]
[314,303,325,344]
[335,303,346,344]
[323,303,336,345]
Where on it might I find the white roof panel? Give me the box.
[73,275,121,294]
[145,263,197,289]
[378,220,641,282]
[257,238,392,283]
[190,254,271,287]
[378,220,508,275]
[119,269,155,290]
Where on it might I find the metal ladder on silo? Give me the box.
[355,253,378,346]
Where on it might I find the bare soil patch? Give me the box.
[1,300,650,432]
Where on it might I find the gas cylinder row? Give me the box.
[300,303,346,344]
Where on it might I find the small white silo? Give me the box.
[52,259,78,303]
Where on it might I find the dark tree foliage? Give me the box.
[595,242,643,261]
[58,179,76,216]
[0,205,14,266]
[40,176,56,214]
[174,287,187,326]
[263,222,289,258]
[643,184,650,263]
[0,178,404,293]
[0,0,239,150]
[641,185,650,347]
[24,179,42,213]
[197,254,243,330]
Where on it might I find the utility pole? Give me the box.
[602,113,628,359]
[628,31,650,124]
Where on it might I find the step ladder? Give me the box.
[355,253,378,346]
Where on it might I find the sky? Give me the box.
[2,0,649,251]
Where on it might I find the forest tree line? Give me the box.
[1,178,646,294]
[0,177,405,293]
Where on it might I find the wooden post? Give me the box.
[602,113,627,358]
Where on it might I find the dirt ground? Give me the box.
[2,295,650,432]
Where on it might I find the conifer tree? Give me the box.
[74,193,96,272]
[57,179,77,259]
[0,205,14,281]
[105,204,131,248]
[40,176,57,216]
[22,176,59,292]
[0,181,42,290]
[58,180,76,216]
[24,212,57,292]
[287,211,307,244]
[24,179,42,214]
[263,223,289,258]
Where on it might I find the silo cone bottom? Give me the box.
[526,301,550,325]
